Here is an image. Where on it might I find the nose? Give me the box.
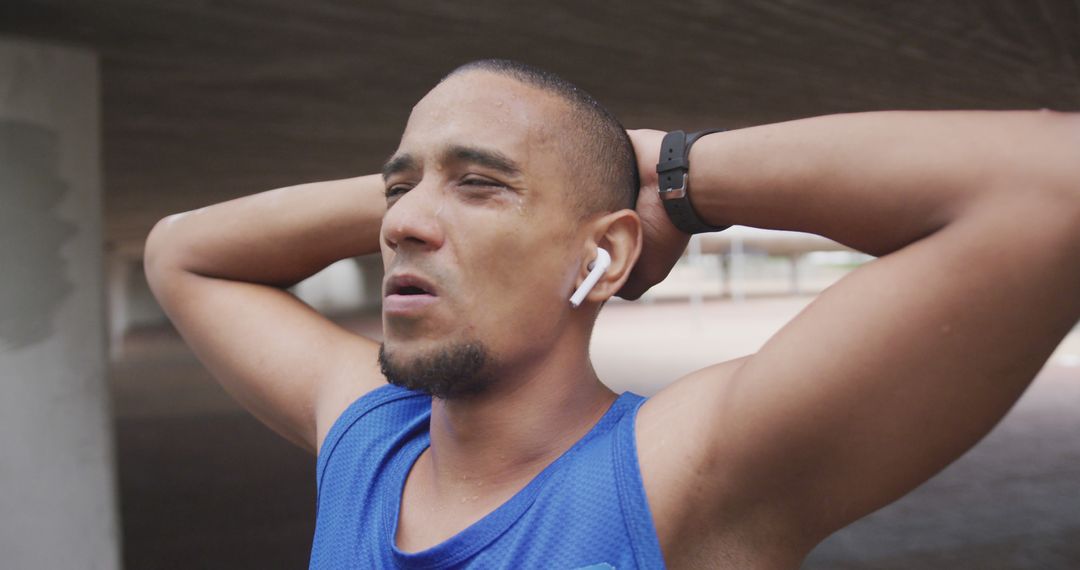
[381,182,445,254]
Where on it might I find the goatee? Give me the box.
[378,341,491,399]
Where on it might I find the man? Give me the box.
[145,59,1080,568]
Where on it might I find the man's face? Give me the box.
[378,72,585,397]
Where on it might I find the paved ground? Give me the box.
[110,297,1080,568]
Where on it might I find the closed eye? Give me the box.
[385,184,412,199]
[461,176,504,188]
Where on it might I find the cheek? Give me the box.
[441,197,579,344]
[463,236,576,340]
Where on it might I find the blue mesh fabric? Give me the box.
[309,385,666,569]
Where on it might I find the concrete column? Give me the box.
[0,38,120,569]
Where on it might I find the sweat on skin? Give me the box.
[143,62,1080,567]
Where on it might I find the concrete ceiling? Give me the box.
[3,0,1078,245]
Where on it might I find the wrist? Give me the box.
[656,130,730,234]
[685,132,731,229]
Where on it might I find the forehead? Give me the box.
[398,71,566,168]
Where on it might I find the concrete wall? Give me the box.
[0,37,120,569]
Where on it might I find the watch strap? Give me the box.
[656,129,728,234]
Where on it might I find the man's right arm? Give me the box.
[144,175,387,454]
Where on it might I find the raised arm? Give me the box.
[629,112,1080,561]
[144,175,388,453]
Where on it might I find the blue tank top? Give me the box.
[309,384,666,569]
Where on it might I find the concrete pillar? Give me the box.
[0,38,120,569]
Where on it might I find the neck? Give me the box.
[423,333,617,495]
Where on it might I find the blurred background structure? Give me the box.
[1,1,1078,568]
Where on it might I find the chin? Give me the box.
[378,340,493,400]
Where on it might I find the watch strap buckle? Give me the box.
[657,172,687,200]
[654,128,728,234]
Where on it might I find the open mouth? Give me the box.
[396,285,430,296]
[385,273,438,298]
[384,273,439,314]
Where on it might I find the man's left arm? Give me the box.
[627,111,1080,557]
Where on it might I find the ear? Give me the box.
[574,209,642,305]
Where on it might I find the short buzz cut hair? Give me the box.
[445,59,639,217]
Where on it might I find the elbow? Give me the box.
[143,213,188,290]
[1067,114,1080,198]
[1018,111,1080,231]
[1038,110,1080,199]
[977,112,1080,250]
[1052,113,1080,237]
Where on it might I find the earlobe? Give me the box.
[569,248,611,308]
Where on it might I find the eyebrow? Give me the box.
[381,145,523,181]
[445,145,522,177]
[381,153,417,180]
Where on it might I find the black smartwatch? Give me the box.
[656,129,729,234]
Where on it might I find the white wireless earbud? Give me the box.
[569,248,611,308]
